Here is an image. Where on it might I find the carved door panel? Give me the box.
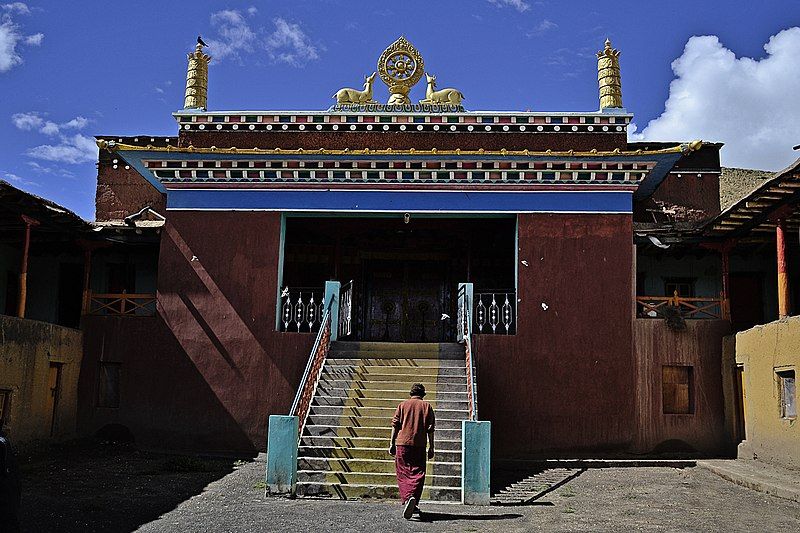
[364,260,449,342]
[365,263,404,341]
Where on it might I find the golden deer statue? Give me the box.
[420,73,464,105]
[333,72,378,104]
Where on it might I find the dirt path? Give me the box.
[18,442,800,532]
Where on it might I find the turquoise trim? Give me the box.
[462,420,491,505]
[275,214,287,331]
[324,281,341,341]
[265,415,298,495]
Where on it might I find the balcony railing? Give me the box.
[637,292,724,320]
[280,287,325,333]
[474,290,516,334]
[88,292,156,316]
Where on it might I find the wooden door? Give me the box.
[364,260,449,342]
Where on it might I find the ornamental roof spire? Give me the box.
[597,38,623,110]
[184,37,212,111]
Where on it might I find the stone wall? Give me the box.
[0,315,83,442]
[735,317,800,469]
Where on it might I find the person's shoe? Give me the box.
[403,497,417,520]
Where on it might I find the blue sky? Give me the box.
[1,0,799,219]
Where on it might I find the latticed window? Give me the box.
[98,363,121,408]
[778,369,796,419]
[663,365,693,414]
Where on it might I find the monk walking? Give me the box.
[389,383,435,520]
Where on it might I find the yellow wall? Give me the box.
[0,315,83,442]
[735,317,800,469]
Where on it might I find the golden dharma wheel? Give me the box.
[377,36,424,104]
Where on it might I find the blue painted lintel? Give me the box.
[265,415,299,495]
[462,420,491,505]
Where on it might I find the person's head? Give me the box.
[410,383,426,398]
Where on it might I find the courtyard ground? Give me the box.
[17,441,800,532]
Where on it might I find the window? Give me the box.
[0,389,10,427]
[778,369,796,419]
[664,277,696,298]
[97,363,121,408]
[663,365,694,414]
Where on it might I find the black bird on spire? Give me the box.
[197,35,208,47]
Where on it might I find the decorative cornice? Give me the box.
[98,140,702,158]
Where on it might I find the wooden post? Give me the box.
[777,220,790,318]
[721,246,731,321]
[81,247,92,315]
[17,215,40,318]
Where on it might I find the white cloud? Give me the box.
[12,110,42,129]
[0,3,41,72]
[527,19,557,37]
[265,18,320,67]
[27,134,98,164]
[247,6,257,16]
[12,112,89,135]
[205,9,256,60]
[631,27,800,171]
[1,3,29,15]
[3,171,37,186]
[487,0,530,13]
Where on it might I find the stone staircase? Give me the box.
[296,341,469,501]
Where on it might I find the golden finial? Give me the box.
[184,37,212,110]
[597,38,623,110]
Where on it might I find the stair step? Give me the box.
[322,366,466,376]
[297,470,462,488]
[312,396,468,410]
[296,481,462,501]
[300,436,462,451]
[299,445,461,462]
[330,341,463,357]
[305,415,465,430]
[324,358,465,368]
[320,373,466,385]
[317,378,467,392]
[298,457,462,476]
[314,385,467,400]
[309,405,469,419]
[303,424,461,440]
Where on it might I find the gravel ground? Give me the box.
[18,442,800,532]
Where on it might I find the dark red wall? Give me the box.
[78,211,314,453]
[180,131,628,152]
[96,155,166,221]
[475,213,636,457]
[633,319,730,455]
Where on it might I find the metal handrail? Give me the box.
[458,284,478,421]
[289,294,334,437]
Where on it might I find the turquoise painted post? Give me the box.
[325,281,341,341]
[462,420,491,505]
[265,415,299,495]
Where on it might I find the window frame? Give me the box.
[97,362,121,409]
[662,364,695,415]
[777,368,796,420]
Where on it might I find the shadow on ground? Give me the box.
[18,439,246,533]
[417,511,523,522]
